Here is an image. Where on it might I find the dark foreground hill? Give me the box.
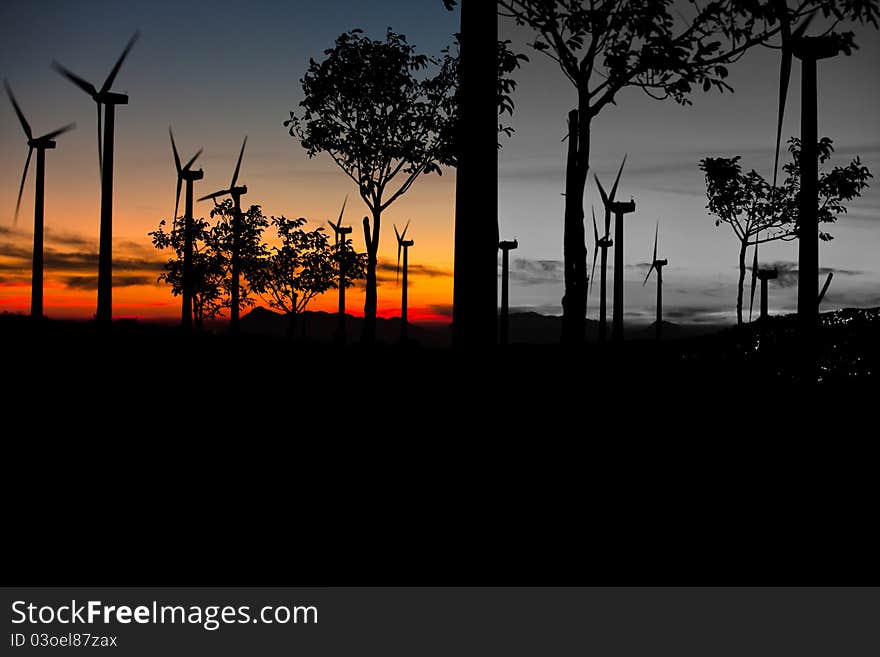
[3,308,878,586]
[236,307,721,345]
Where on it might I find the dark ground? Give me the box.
[2,309,878,586]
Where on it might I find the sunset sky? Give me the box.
[1,0,878,325]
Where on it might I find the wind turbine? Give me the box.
[53,31,139,323]
[5,81,74,319]
[769,1,847,333]
[169,128,203,331]
[327,196,352,343]
[596,157,634,343]
[498,238,518,345]
[592,155,625,341]
[756,267,778,321]
[394,221,414,343]
[199,137,248,335]
[642,222,668,340]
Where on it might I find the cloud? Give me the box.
[663,306,730,322]
[62,275,157,290]
[376,261,452,278]
[509,258,563,285]
[374,260,452,285]
[823,290,880,308]
[764,261,863,288]
[0,227,165,295]
[509,306,562,317]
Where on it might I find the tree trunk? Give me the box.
[561,105,590,344]
[287,293,299,338]
[362,209,380,344]
[287,310,298,339]
[736,239,747,326]
[451,0,498,348]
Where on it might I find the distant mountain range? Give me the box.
[240,307,724,345]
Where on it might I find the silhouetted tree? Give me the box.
[498,0,878,343]
[207,199,269,318]
[150,215,226,328]
[286,29,457,344]
[250,216,367,337]
[701,137,871,324]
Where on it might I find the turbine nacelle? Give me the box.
[180,168,204,182]
[198,185,247,203]
[757,268,779,282]
[791,35,843,61]
[610,199,636,215]
[653,259,668,268]
[28,138,57,150]
[94,91,130,105]
[499,239,518,251]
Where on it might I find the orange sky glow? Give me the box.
[0,157,457,324]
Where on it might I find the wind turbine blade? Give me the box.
[230,136,247,188]
[183,148,203,172]
[38,123,76,141]
[97,102,103,179]
[394,223,401,242]
[652,221,659,263]
[169,127,182,173]
[590,207,599,294]
[396,242,402,286]
[401,219,410,241]
[101,30,140,93]
[748,242,759,321]
[594,174,609,208]
[773,56,792,187]
[818,271,833,305]
[52,61,97,96]
[336,195,348,228]
[4,80,33,140]
[643,264,655,287]
[14,147,33,226]
[592,206,599,245]
[174,178,182,222]
[792,7,818,39]
[198,189,229,202]
[609,153,627,202]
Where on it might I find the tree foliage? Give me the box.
[149,216,226,324]
[206,199,269,314]
[286,29,457,217]
[498,1,879,110]
[250,216,367,315]
[701,137,871,245]
[701,137,871,323]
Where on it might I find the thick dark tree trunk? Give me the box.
[561,106,590,344]
[362,209,380,344]
[452,0,498,348]
[737,239,747,326]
